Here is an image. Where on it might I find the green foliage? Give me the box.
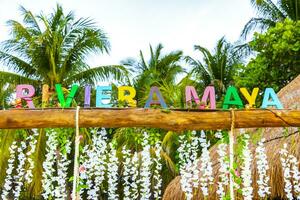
[0,4,127,92]
[236,19,300,92]
[122,43,185,107]
[186,37,242,100]
[242,0,300,38]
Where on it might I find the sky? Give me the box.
[0,0,255,69]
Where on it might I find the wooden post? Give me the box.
[0,108,299,130]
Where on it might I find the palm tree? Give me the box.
[242,0,300,38]
[0,5,128,198]
[0,4,127,90]
[186,37,242,99]
[123,43,184,106]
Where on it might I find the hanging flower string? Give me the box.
[289,154,300,198]
[153,141,163,199]
[42,129,58,199]
[280,143,293,199]
[1,141,18,199]
[24,129,39,184]
[241,134,253,200]
[178,133,193,200]
[83,128,108,199]
[140,132,152,200]
[13,140,28,199]
[122,146,134,200]
[178,131,202,200]
[54,139,72,199]
[107,142,119,200]
[255,138,270,198]
[190,131,200,191]
[199,130,213,197]
[216,131,229,200]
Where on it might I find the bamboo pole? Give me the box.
[229,109,235,200]
[0,108,300,130]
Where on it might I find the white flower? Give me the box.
[122,146,134,200]
[199,130,213,197]
[216,138,229,200]
[41,129,58,199]
[215,130,223,139]
[82,128,108,199]
[55,139,71,199]
[153,141,162,199]
[13,140,29,199]
[241,134,253,200]
[289,155,300,198]
[178,131,201,200]
[140,132,152,200]
[255,138,270,198]
[24,128,39,184]
[280,143,300,199]
[107,143,119,200]
[1,141,18,200]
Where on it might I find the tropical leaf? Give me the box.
[242,0,299,39]
[64,65,128,85]
[0,71,39,85]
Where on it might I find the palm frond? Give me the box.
[138,50,148,72]
[19,6,41,33]
[6,20,32,42]
[64,65,128,85]
[0,71,39,85]
[0,51,36,76]
[241,17,276,39]
[60,28,110,75]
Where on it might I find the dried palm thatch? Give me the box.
[163,75,300,200]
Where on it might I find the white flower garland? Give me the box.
[42,129,58,199]
[280,143,300,199]
[24,129,39,184]
[54,139,72,199]
[93,129,108,197]
[216,141,229,199]
[122,146,134,200]
[178,131,201,200]
[180,161,194,200]
[280,143,293,199]
[1,141,18,199]
[289,154,300,198]
[255,138,270,198]
[153,141,162,199]
[140,132,152,200]
[199,130,213,197]
[13,141,28,199]
[241,134,253,200]
[190,131,200,190]
[84,128,108,199]
[107,143,119,200]
[178,134,190,171]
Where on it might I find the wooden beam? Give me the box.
[0,108,299,131]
